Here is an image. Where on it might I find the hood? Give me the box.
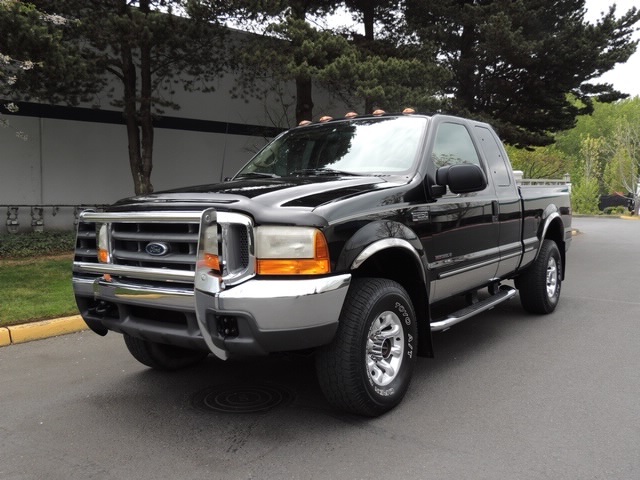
[113,175,394,210]
[108,175,410,226]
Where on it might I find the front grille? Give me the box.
[73,210,254,287]
[111,222,199,272]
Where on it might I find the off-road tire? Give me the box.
[517,239,562,314]
[316,278,418,417]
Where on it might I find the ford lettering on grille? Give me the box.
[146,242,170,256]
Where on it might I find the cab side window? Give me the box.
[431,122,482,169]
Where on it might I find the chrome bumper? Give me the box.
[73,273,351,359]
[196,275,351,359]
[74,276,195,310]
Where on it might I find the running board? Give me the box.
[430,287,517,332]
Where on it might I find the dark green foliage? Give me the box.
[0,231,75,259]
[228,0,447,122]
[0,1,104,104]
[405,0,640,147]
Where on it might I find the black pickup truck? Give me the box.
[73,112,572,416]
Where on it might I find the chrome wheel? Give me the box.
[316,278,417,416]
[546,257,558,299]
[366,311,404,387]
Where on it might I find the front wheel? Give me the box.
[516,239,562,314]
[123,334,209,370]
[315,278,418,417]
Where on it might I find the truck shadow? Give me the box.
[101,292,537,418]
[77,294,554,466]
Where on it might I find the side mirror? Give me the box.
[434,164,487,194]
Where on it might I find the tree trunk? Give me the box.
[362,3,375,114]
[119,0,154,196]
[138,0,154,195]
[362,3,374,43]
[296,76,313,124]
[454,21,477,114]
[121,37,145,196]
[292,3,313,124]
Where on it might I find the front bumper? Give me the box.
[73,273,351,359]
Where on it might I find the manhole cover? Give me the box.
[192,384,295,414]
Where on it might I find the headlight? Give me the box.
[198,223,221,274]
[255,226,330,275]
[97,223,110,263]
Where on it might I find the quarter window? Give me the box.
[475,126,511,187]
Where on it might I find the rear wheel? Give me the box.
[123,334,208,370]
[517,239,562,314]
[316,278,418,417]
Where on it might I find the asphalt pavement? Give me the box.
[1,216,639,480]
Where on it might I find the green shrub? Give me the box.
[0,230,75,259]
[571,179,600,214]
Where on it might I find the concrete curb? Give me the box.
[0,315,88,347]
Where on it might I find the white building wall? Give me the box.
[1,71,349,232]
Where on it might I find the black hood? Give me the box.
[113,176,393,209]
[109,175,407,226]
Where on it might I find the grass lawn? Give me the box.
[0,254,78,327]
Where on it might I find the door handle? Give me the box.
[492,201,499,222]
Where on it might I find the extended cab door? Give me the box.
[472,125,523,278]
[423,118,500,302]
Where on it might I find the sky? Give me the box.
[585,0,640,98]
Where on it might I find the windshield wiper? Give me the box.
[289,168,356,177]
[234,171,280,179]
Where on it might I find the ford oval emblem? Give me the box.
[146,242,170,256]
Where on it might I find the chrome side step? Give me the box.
[430,287,517,332]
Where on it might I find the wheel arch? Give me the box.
[538,211,566,280]
[346,237,434,358]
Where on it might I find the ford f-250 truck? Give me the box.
[73,112,572,416]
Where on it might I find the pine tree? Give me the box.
[225,0,447,121]
[405,0,640,147]
[342,0,447,114]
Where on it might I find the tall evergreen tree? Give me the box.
[341,0,447,113]
[224,0,446,121]
[405,0,640,147]
[217,0,338,124]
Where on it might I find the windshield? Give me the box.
[235,116,428,178]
